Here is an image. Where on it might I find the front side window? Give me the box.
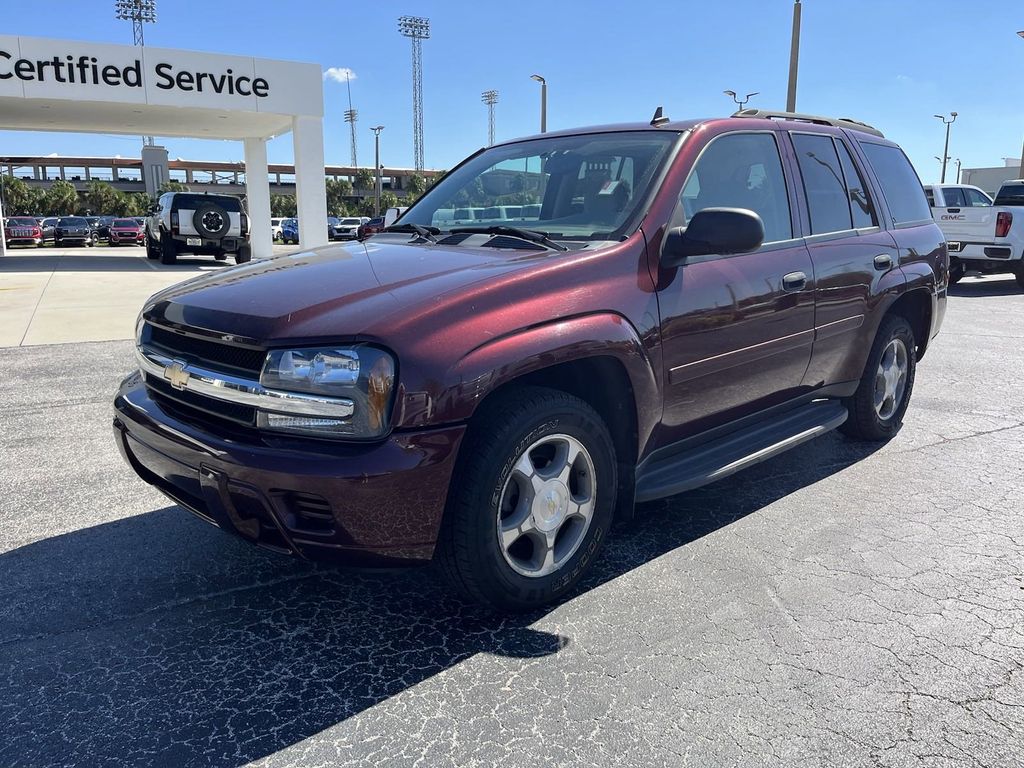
[400,131,678,240]
[859,142,931,225]
[677,132,792,243]
[964,188,992,207]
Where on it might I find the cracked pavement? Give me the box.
[1,276,1022,767]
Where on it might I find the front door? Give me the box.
[657,130,816,443]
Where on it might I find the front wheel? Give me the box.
[439,387,617,611]
[159,237,178,265]
[840,314,917,442]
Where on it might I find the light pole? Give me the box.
[115,0,157,145]
[955,158,962,184]
[724,89,759,112]
[786,0,802,112]
[933,112,957,184]
[531,74,547,133]
[370,125,384,216]
[1017,32,1024,177]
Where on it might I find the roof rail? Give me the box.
[731,108,885,138]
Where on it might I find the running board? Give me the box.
[634,400,848,503]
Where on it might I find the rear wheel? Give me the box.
[159,236,178,265]
[949,262,965,285]
[234,245,252,264]
[1015,270,1024,289]
[840,314,917,442]
[439,386,616,611]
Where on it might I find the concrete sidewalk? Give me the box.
[0,245,288,347]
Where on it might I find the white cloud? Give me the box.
[323,67,356,84]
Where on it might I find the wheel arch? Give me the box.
[884,287,934,361]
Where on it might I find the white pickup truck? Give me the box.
[925,183,1022,287]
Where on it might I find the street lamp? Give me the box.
[370,125,384,216]
[933,112,957,184]
[724,89,759,112]
[530,74,547,133]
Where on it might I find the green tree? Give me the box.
[84,180,119,215]
[353,169,375,192]
[325,178,354,216]
[0,176,33,214]
[157,180,189,194]
[405,174,426,200]
[270,194,296,218]
[379,191,399,212]
[23,186,46,215]
[43,180,80,216]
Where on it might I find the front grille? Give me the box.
[145,373,256,427]
[146,324,267,375]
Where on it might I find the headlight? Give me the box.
[258,345,396,439]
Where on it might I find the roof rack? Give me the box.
[731,108,885,138]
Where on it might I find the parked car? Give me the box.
[115,109,945,611]
[270,217,284,241]
[357,216,385,239]
[4,216,45,247]
[144,192,251,265]
[922,183,1021,285]
[327,216,342,241]
[280,218,299,244]
[39,217,57,244]
[54,216,97,247]
[333,216,364,240]
[109,217,145,246]
[95,216,116,241]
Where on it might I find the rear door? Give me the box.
[786,130,901,389]
[657,130,816,441]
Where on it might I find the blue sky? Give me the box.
[2,0,1023,182]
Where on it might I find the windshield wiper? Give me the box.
[385,222,440,243]
[449,225,568,252]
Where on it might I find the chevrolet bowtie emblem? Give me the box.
[164,361,191,390]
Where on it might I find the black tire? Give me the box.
[55,238,63,247]
[840,314,917,442]
[234,245,252,264]
[949,262,964,285]
[145,236,159,260]
[1015,270,1024,289]
[191,203,231,238]
[439,386,617,612]
[213,250,228,261]
[160,236,178,265]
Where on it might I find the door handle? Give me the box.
[947,208,961,213]
[782,271,806,292]
[873,254,893,271]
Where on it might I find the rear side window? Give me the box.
[678,132,792,243]
[834,141,877,228]
[791,133,853,234]
[941,187,966,207]
[994,184,1024,205]
[859,143,931,224]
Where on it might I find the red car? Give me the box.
[109,218,145,246]
[115,110,946,610]
[357,216,384,239]
[4,216,44,247]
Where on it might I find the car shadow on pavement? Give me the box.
[0,431,880,766]
[949,276,1022,297]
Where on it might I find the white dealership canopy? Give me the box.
[0,34,329,258]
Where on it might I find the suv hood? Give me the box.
[145,240,540,343]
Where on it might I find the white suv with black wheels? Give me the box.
[145,192,251,265]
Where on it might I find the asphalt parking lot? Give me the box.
[1,260,1022,766]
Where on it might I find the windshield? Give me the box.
[400,131,679,240]
[113,219,138,227]
[58,217,87,226]
[7,217,37,227]
[342,218,362,225]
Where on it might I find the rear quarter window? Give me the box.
[859,143,931,225]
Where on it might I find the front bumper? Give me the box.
[113,371,466,566]
[4,236,41,245]
[111,232,144,243]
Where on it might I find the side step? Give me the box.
[634,400,848,503]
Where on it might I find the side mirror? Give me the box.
[661,207,765,268]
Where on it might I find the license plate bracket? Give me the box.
[186,237,202,247]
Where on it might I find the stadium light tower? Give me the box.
[481,90,498,146]
[343,74,358,168]
[115,0,156,47]
[115,0,157,145]
[398,15,430,170]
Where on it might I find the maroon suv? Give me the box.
[109,217,145,246]
[114,110,947,610]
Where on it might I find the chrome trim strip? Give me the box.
[669,328,815,385]
[136,347,355,419]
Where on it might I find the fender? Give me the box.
[435,312,661,460]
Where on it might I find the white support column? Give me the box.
[292,115,328,249]
[0,183,6,258]
[243,137,273,260]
